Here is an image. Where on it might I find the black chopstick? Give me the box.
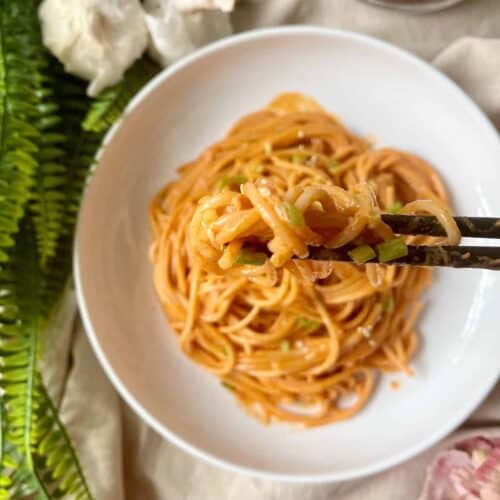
[306,245,500,270]
[248,214,500,270]
[381,214,500,239]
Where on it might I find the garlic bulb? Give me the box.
[39,0,148,96]
[143,0,232,67]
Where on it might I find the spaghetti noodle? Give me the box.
[149,93,459,427]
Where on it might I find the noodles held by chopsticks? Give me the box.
[149,93,459,427]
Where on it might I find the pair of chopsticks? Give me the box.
[305,214,500,270]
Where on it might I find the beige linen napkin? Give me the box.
[50,1,500,498]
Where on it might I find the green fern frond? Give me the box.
[31,65,89,283]
[0,0,72,270]
[0,41,97,498]
[0,217,51,498]
[0,218,94,499]
[0,0,80,271]
[82,57,158,133]
[30,88,66,269]
[0,0,45,258]
[48,64,99,226]
[34,384,94,500]
[0,220,47,459]
[21,15,70,271]
[46,70,102,287]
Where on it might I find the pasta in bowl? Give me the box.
[149,93,460,428]
[75,27,500,481]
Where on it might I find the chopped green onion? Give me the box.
[235,249,267,266]
[377,236,408,263]
[382,295,394,312]
[348,244,376,264]
[280,340,290,352]
[284,201,305,227]
[248,163,264,180]
[296,316,322,332]
[218,175,248,191]
[328,158,340,170]
[292,153,306,164]
[221,381,235,391]
[220,346,228,355]
[388,201,402,214]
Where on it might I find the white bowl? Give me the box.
[75,27,500,482]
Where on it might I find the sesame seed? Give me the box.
[358,326,372,338]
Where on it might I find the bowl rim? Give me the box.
[74,25,500,483]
